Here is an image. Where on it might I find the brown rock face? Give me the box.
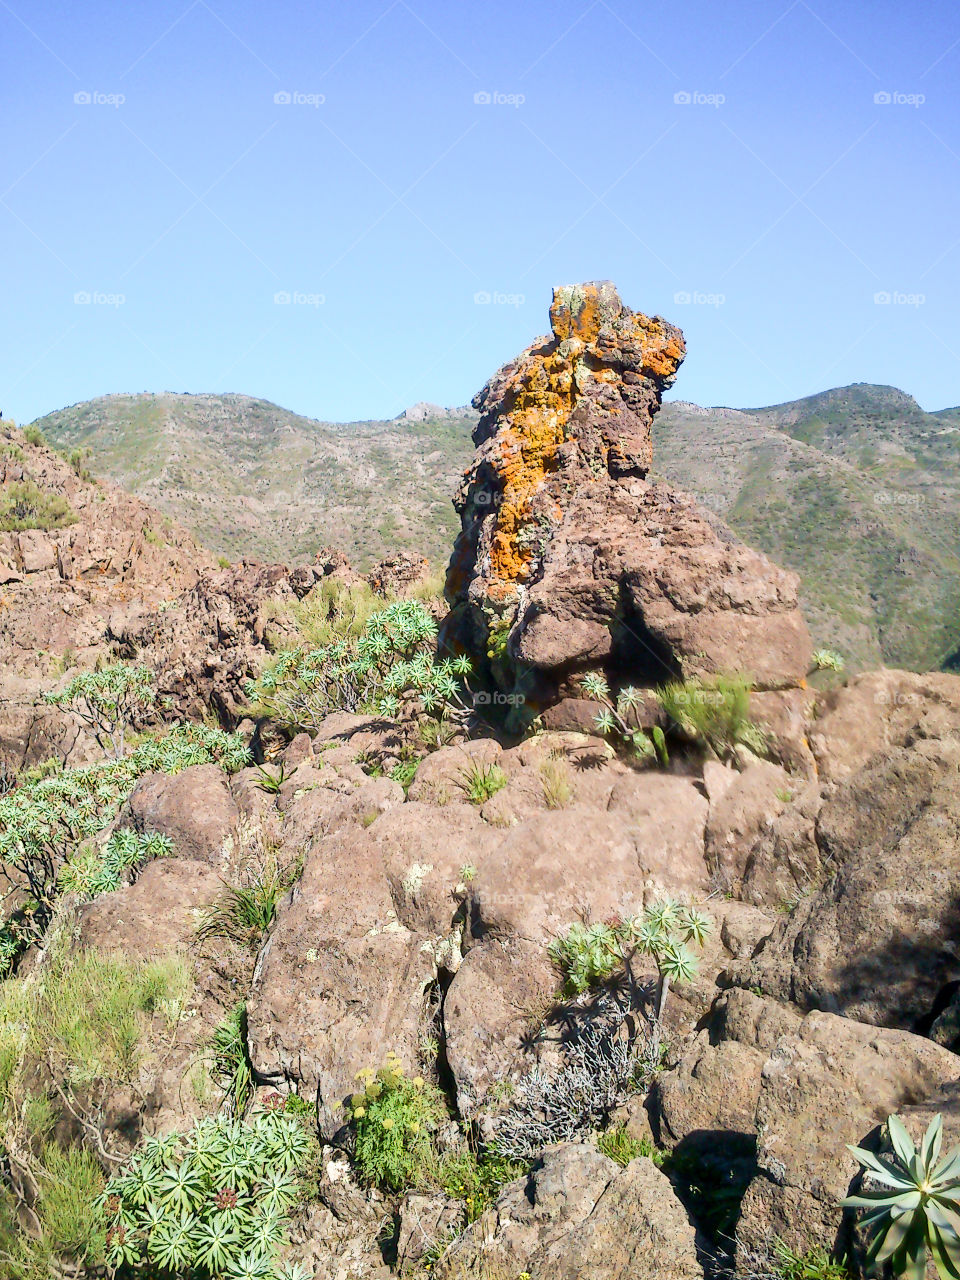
[443,282,811,719]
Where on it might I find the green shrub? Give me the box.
[347,1053,446,1191]
[44,662,156,759]
[657,674,766,760]
[843,1112,960,1280]
[21,425,46,447]
[461,761,507,805]
[597,1123,663,1167]
[58,828,172,899]
[0,480,77,532]
[0,722,248,956]
[578,673,661,763]
[63,446,93,483]
[550,900,711,1026]
[246,599,473,732]
[268,576,385,649]
[435,1148,529,1222]
[811,648,845,673]
[35,1142,107,1261]
[99,1111,314,1277]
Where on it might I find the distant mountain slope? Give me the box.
[654,385,960,672]
[33,393,477,569]
[34,383,960,672]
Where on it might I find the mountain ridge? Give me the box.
[33,381,960,673]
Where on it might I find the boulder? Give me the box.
[79,857,222,957]
[440,1142,703,1280]
[120,763,240,869]
[731,734,960,1034]
[703,759,795,895]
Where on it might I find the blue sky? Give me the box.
[2,0,959,425]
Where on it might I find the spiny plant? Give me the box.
[843,1112,960,1280]
[549,899,711,1025]
[579,673,667,765]
[461,761,507,805]
[347,1052,446,1192]
[771,1239,851,1280]
[99,1111,314,1277]
[44,663,157,759]
[58,828,172,899]
[657,673,766,761]
[246,599,474,733]
[254,762,288,794]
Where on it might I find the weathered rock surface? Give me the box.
[731,733,960,1035]
[120,763,240,869]
[444,281,811,717]
[440,1142,704,1280]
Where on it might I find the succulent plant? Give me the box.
[844,1113,960,1280]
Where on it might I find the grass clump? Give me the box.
[539,753,574,809]
[208,1002,253,1113]
[20,425,46,447]
[657,673,765,760]
[269,576,386,648]
[596,1123,663,1167]
[0,481,77,532]
[771,1240,851,1280]
[435,1149,528,1223]
[196,847,300,949]
[461,761,507,805]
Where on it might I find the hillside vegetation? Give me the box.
[34,382,960,671]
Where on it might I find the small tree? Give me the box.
[44,664,156,758]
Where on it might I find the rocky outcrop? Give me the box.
[439,1142,704,1280]
[444,282,811,719]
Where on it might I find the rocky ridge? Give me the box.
[1,288,959,1279]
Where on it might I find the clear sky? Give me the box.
[2,0,959,425]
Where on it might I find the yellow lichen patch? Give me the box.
[631,314,685,380]
[487,347,578,583]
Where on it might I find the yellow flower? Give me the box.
[382,1118,395,1130]
[409,1121,420,1134]
[353,1106,365,1118]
